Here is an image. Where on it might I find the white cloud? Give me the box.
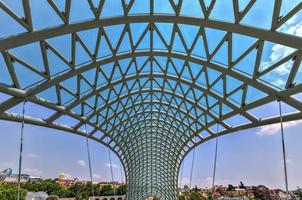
[280,159,293,168]
[93,173,103,180]
[27,153,39,159]
[205,177,212,185]
[77,160,86,167]
[24,168,44,176]
[64,173,73,179]
[0,162,14,167]
[104,162,118,169]
[257,120,302,136]
[261,17,302,87]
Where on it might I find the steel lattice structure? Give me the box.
[0,1,302,199]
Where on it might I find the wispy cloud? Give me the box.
[257,120,302,136]
[93,173,103,180]
[24,168,44,176]
[27,153,39,159]
[104,162,118,169]
[261,16,302,87]
[77,160,86,167]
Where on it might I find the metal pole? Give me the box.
[108,147,115,195]
[278,100,289,199]
[212,123,219,190]
[120,162,124,184]
[17,100,26,200]
[179,163,184,188]
[85,124,95,198]
[189,148,195,189]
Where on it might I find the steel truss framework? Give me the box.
[0,1,301,200]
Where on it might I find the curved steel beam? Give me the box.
[0,15,301,51]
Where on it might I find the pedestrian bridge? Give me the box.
[0,1,301,200]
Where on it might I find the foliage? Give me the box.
[116,184,127,195]
[1,180,127,200]
[0,183,27,200]
[190,191,207,200]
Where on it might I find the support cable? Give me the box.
[189,146,196,197]
[85,124,95,198]
[212,123,219,190]
[278,100,289,199]
[17,100,26,200]
[119,162,124,184]
[179,162,184,188]
[108,145,115,195]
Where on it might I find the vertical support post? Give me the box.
[212,123,219,190]
[17,100,26,200]
[85,124,95,198]
[120,162,124,184]
[278,100,289,199]
[179,163,184,188]
[108,146,115,195]
[189,148,195,190]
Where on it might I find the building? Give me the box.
[2,173,44,184]
[0,168,12,181]
[99,181,123,190]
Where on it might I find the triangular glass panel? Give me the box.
[210,0,234,22]
[129,0,150,14]
[47,50,70,76]
[154,0,174,14]
[180,0,204,17]
[280,0,301,17]
[227,89,242,106]
[172,33,186,53]
[13,62,44,89]
[178,24,199,48]
[233,48,257,76]
[155,23,173,44]
[136,31,150,50]
[37,86,58,104]
[260,59,294,90]
[294,62,302,85]
[77,28,99,53]
[75,41,92,65]
[153,30,166,50]
[97,35,112,58]
[240,0,274,29]
[232,33,257,61]
[204,28,226,54]
[101,0,124,17]
[0,54,13,85]
[10,42,44,71]
[117,32,132,53]
[191,36,207,58]
[47,34,71,61]
[70,1,94,22]
[211,41,228,66]
[61,76,77,94]
[245,85,268,104]
[0,8,26,37]
[104,25,124,48]
[30,1,63,29]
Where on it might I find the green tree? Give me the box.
[0,183,27,200]
[190,191,206,200]
[100,184,114,196]
[116,184,127,195]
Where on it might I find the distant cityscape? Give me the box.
[1,168,302,200]
[178,183,302,200]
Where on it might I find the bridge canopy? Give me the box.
[0,1,301,199]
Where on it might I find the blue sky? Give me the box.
[0,113,301,189]
[0,0,302,191]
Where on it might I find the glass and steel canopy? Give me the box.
[0,1,301,199]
